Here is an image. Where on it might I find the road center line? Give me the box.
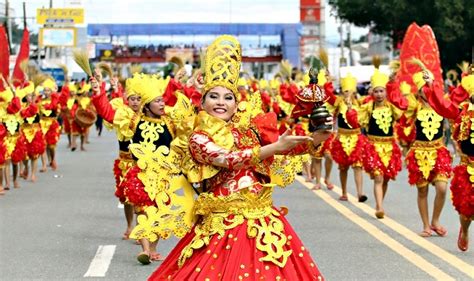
[296,177,455,281]
[84,245,116,277]
[298,176,474,278]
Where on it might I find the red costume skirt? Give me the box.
[394,116,415,146]
[71,121,89,136]
[363,136,402,180]
[450,155,474,219]
[121,165,154,210]
[0,124,6,166]
[22,124,46,160]
[5,132,27,164]
[41,118,61,146]
[113,151,135,203]
[405,139,452,186]
[149,209,324,280]
[312,133,335,159]
[331,129,367,168]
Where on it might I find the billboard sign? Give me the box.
[37,8,84,24]
[39,28,77,47]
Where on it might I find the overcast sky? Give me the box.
[9,0,368,46]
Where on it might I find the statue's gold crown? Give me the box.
[204,35,242,95]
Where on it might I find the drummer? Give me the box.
[70,80,94,151]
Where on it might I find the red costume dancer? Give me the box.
[326,73,368,202]
[2,88,27,189]
[424,71,474,251]
[59,83,77,148]
[394,82,417,155]
[134,35,328,281]
[70,82,93,151]
[92,73,187,264]
[346,70,405,218]
[397,23,452,238]
[18,83,46,183]
[39,79,61,171]
[91,80,141,241]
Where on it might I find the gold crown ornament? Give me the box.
[371,69,389,89]
[203,35,242,95]
[340,73,357,92]
[17,82,35,100]
[461,74,474,96]
[125,73,168,104]
[42,78,57,90]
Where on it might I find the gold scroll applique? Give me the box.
[417,108,443,141]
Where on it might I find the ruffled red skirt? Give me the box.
[394,118,415,146]
[363,137,402,180]
[121,165,155,209]
[450,164,474,219]
[44,119,61,146]
[71,121,88,135]
[11,134,27,164]
[148,210,324,281]
[113,156,135,203]
[406,144,452,186]
[312,133,335,159]
[331,133,367,168]
[25,130,46,159]
[0,141,6,166]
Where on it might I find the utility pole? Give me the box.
[338,19,346,67]
[347,24,353,66]
[5,0,11,52]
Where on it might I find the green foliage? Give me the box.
[329,0,473,71]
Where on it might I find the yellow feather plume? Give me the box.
[389,60,400,74]
[97,62,114,78]
[409,57,428,72]
[372,55,382,69]
[457,61,470,74]
[73,49,92,77]
[31,73,49,90]
[58,64,68,79]
[319,48,328,68]
[279,60,293,81]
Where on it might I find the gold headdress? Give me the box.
[204,35,242,95]
[341,73,357,92]
[16,81,35,100]
[461,74,474,96]
[42,78,57,90]
[371,69,389,89]
[125,73,168,104]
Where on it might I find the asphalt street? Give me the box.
[0,130,473,280]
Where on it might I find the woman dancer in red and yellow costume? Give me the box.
[424,69,474,251]
[326,73,368,202]
[346,70,405,218]
[39,78,61,171]
[2,86,27,189]
[402,68,452,237]
[19,83,46,183]
[70,82,92,151]
[91,76,141,241]
[91,72,188,264]
[131,35,331,280]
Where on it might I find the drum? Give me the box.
[74,108,97,128]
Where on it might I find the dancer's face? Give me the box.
[202,86,237,121]
[127,95,141,112]
[147,96,165,117]
[373,87,386,103]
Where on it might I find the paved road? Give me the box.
[1,130,473,280]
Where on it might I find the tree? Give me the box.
[329,0,474,72]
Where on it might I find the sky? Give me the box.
[9,0,368,46]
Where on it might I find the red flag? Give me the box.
[0,25,9,91]
[12,27,30,88]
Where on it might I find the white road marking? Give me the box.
[83,245,116,277]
